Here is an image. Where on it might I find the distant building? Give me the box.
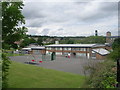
[106,31,111,43]
[106,31,120,44]
[21,43,45,54]
[22,46,45,55]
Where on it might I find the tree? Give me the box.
[67,39,74,44]
[2,2,26,88]
[29,38,36,44]
[20,37,37,48]
[112,38,120,50]
[37,37,43,45]
[109,38,120,60]
[2,2,27,49]
[78,36,105,44]
[19,36,30,48]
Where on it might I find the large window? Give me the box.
[56,48,60,50]
[60,48,62,50]
[51,48,55,50]
[47,48,51,50]
[64,48,71,50]
[64,48,68,50]
[76,48,79,51]
[72,48,76,51]
[68,48,71,50]
[87,48,90,52]
[33,50,41,54]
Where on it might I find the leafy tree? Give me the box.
[67,39,74,44]
[29,38,36,44]
[83,60,117,88]
[2,2,27,49]
[109,48,120,61]
[112,38,120,50]
[20,36,30,48]
[59,36,105,44]
[20,37,37,48]
[2,2,26,88]
[79,36,105,44]
[37,37,43,45]
[108,38,120,60]
[60,38,75,44]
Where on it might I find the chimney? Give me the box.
[95,30,98,36]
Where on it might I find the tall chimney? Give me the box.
[95,30,98,36]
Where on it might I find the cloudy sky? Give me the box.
[22,0,119,36]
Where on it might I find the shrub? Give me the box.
[83,60,117,88]
[108,47,120,60]
[2,53,11,88]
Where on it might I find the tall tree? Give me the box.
[2,2,27,49]
[112,38,120,50]
[2,1,26,88]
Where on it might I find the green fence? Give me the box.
[42,53,56,61]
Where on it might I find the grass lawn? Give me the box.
[8,61,86,88]
[5,53,25,56]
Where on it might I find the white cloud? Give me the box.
[23,1,118,36]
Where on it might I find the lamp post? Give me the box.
[117,58,120,88]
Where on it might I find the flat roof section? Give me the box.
[45,44,99,48]
[22,48,31,51]
[92,48,110,55]
[22,47,45,50]
[31,46,45,50]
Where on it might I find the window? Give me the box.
[60,48,62,50]
[68,48,71,50]
[64,48,67,50]
[56,48,60,50]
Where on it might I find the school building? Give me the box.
[44,44,111,60]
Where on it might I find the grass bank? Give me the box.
[8,61,85,88]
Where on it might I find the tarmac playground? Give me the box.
[9,54,104,75]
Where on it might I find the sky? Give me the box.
[22,0,119,36]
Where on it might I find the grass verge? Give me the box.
[8,61,85,88]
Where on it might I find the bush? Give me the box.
[2,53,11,88]
[108,47,120,60]
[83,60,117,88]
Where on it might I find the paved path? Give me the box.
[9,55,104,75]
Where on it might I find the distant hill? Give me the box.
[27,35,106,44]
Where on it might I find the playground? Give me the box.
[9,54,104,75]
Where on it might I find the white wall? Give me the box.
[56,52,62,55]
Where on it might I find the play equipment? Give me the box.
[26,52,56,65]
[26,54,43,64]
